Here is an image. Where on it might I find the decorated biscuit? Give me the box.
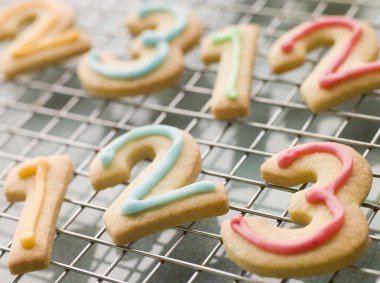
[0,0,90,78]
[222,142,372,277]
[78,3,202,97]
[89,125,229,245]
[5,155,73,274]
[201,24,259,120]
[269,16,380,112]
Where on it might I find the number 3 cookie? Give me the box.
[222,142,372,277]
[89,125,229,245]
[78,3,202,97]
[0,0,90,78]
[269,16,380,112]
[4,155,73,274]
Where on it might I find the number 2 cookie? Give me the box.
[4,155,73,274]
[78,3,202,97]
[0,0,90,78]
[222,142,372,277]
[89,125,229,245]
[269,16,380,112]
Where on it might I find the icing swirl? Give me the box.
[280,16,380,88]
[88,4,187,79]
[18,158,50,249]
[231,143,352,254]
[100,125,216,215]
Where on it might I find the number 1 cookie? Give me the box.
[0,0,90,78]
[269,16,380,112]
[201,24,260,120]
[4,155,73,275]
[222,142,372,277]
[78,3,202,97]
[89,125,229,245]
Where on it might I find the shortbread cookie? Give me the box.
[5,155,73,275]
[0,0,90,78]
[78,3,202,97]
[202,24,259,120]
[269,16,380,112]
[89,125,229,245]
[222,142,372,277]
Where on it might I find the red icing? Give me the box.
[230,142,352,254]
[281,16,380,88]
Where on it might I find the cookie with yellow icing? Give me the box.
[5,155,73,274]
[0,0,90,78]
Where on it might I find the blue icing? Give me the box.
[99,125,216,215]
[122,181,216,214]
[88,3,187,79]
[139,4,187,45]
[88,41,168,79]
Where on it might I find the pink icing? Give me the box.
[230,142,352,254]
[281,16,380,88]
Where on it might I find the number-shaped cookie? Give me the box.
[4,155,73,275]
[78,3,202,98]
[222,142,372,277]
[90,125,229,245]
[0,0,90,78]
[269,16,380,112]
[201,24,259,120]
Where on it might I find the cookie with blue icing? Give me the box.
[78,3,202,97]
[89,125,229,244]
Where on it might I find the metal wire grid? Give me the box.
[0,0,378,282]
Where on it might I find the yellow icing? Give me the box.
[0,1,56,41]
[0,1,50,23]
[0,1,82,58]
[16,11,59,46]
[19,231,35,249]
[12,29,81,58]
[18,163,37,179]
[18,158,50,249]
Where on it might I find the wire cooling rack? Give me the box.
[0,0,379,282]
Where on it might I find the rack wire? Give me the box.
[0,0,379,282]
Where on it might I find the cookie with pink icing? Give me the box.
[269,16,380,112]
[222,142,372,277]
